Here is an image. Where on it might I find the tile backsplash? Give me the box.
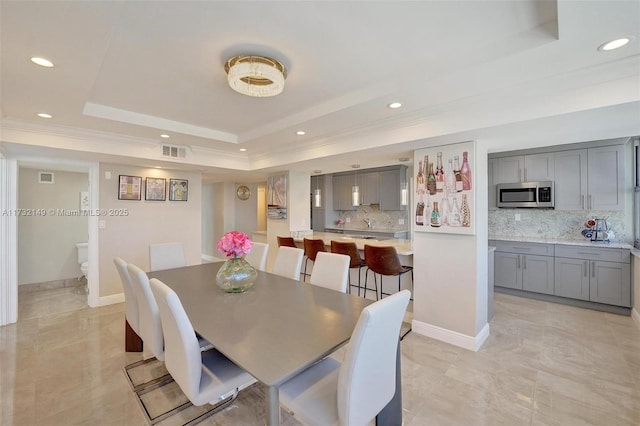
[336,205,409,231]
[488,209,630,243]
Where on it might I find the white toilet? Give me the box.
[76,242,88,279]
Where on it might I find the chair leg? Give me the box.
[373,272,379,301]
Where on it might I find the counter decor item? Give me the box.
[215,231,257,293]
[582,217,612,242]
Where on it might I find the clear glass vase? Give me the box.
[216,257,257,293]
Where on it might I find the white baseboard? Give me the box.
[98,292,125,306]
[412,320,490,352]
[632,307,640,328]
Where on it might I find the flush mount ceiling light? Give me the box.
[31,57,54,67]
[598,37,630,51]
[224,55,287,97]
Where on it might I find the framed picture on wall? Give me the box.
[118,175,142,200]
[145,177,166,201]
[169,179,188,201]
[267,174,287,219]
[413,140,476,235]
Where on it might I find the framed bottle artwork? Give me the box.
[413,141,475,235]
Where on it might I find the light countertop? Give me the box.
[293,231,413,256]
[489,235,633,250]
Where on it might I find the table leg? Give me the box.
[125,319,143,352]
[266,384,280,426]
[376,341,402,425]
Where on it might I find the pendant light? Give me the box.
[352,164,360,207]
[400,182,408,206]
[313,172,322,208]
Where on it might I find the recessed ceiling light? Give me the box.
[37,113,53,119]
[388,102,402,109]
[155,166,162,169]
[313,170,322,174]
[31,57,54,67]
[239,148,247,152]
[398,157,410,162]
[598,38,630,51]
[296,131,306,135]
[160,134,170,138]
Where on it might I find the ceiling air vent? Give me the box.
[162,145,186,159]
[38,171,54,184]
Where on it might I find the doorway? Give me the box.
[16,166,90,319]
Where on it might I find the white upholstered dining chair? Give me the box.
[244,242,269,271]
[149,278,256,411]
[114,257,140,342]
[272,246,304,280]
[149,242,186,272]
[280,290,411,426]
[309,252,350,293]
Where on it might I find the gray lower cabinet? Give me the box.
[492,241,554,295]
[554,257,590,301]
[554,245,631,307]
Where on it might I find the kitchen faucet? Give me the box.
[363,218,372,228]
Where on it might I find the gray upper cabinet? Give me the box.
[380,167,407,211]
[332,174,356,211]
[359,171,380,205]
[554,145,624,211]
[331,166,406,211]
[496,156,524,183]
[587,145,625,211]
[495,153,554,183]
[554,149,588,210]
[488,158,497,210]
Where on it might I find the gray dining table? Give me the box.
[149,261,400,425]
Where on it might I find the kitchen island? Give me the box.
[293,231,412,255]
[293,231,413,297]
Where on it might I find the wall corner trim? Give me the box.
[411,320,490,352]
[632,307,640,329]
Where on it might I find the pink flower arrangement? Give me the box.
[336,219,345,225]
[216,231,253,258]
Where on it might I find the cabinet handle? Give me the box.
[578,252,599,256]
[512,247,532,251]
[581,195,585,210]
[591,261,595,278]
[524,169,527,182]
[517,255,520,269]
[523,256,526,269]
[583,261,587,277]
[518,168,522,182]
[588,195,592,210]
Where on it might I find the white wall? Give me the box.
[98,164,202,297]
[201,182,216,256]
[411,141,489,351]
[17,168,88,285]
[234,183,261,236]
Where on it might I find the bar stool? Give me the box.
[331,240,367,295]
[302,238,327,279]
[277,236,296,247]
[363,245,413,301]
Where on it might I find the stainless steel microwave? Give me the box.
[497,181,554,208]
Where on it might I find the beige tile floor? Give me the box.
[2,289,639,425]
